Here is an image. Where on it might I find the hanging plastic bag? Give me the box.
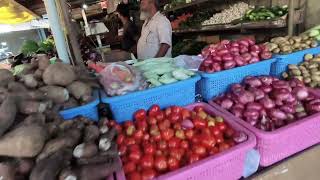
[98,62,147,96]
[173,55,204,71]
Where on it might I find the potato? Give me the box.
[22,74,38,88]
[83,125,100,142]
[16,158,34,175]
[8,82,27,92]
[0,124,47,157]
[0,96,17,136]
[40,86,69,104]
[17,100,50,114]
[42,63,76,86]
[73,143,98,158]
[0,69,14,87]
[67,81,92,102]
[272,48,280,54]
[34,69,44,80]
[0,162,16,180]
[37,54,50,70]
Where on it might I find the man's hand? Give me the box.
[155,43,170,58]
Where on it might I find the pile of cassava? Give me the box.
[0,54,121,180]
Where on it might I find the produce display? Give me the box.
[265,35,318,54]
[304,25,320,41]
[172,40,207,57]
[214,76,320,131]
[163,0,193,11]
[171,13,193,30]
[199,38,272,73]
[202,2,249,25]
[113,105,248,179]
[132,58,196,87]
[243,5,288,21]
[283,54,320,87]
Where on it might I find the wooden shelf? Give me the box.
[173,19,287,34]
[163,0,209,13]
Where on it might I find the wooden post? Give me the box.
[288,0,295,36]
[59,0,85,68]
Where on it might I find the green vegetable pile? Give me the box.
[179,10,214,29]
[21,38,55,57]
[172,40,207,57]
[133,58,195,87]
[305,25,320,41]
[244,5,288,21]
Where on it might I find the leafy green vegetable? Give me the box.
[21,40,39,56]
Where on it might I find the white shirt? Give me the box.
[137,12,172,60]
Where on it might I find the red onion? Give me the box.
[246,118,258,126]
[248,87,265,100]
[289,78,305,88]
[231,42,240,47]
[233,103,245,110]
[272,80,291,91]
[260,85,273,93]
[272,88,290,101]
[248,57,260,64]
[246,102,263,111]
[306,102,320,113]
[212,62,222,72]
[250,45,260,52]
[234,55,245,66]
[221,39,230,45]
[181,119,194,129]
[231,107,243,118]
[250,51,260,58]
[280,105,295,114]
[244,109,259,120]
[221,98,234,109]
[222,54,234,61]
[244,76,262,87]
[237,91,255,104]
[259,76,273,85]
[217,49,229,56]
[239,40,249,47]
[292,87,309,100]
[212,56,222,62]
[260,51,272,60]
[233,131,248,143]
[246,38,256,45]
[223,61,236,70]
[268,109,287,120]
[259,96,275,109]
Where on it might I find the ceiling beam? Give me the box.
[9,0,40,18]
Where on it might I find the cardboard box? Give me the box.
[249,144,320,180]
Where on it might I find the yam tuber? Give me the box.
[76,154,117,166]
[67,81,92,102]
[42,63,76,86]
[73,143,98,158]
[37,54,50,70]
[21,74,38,88]
[17,100,49,114]
[34,69,44,80]
[75,160,121,180]
[0,96,17,136]
[63,97,79,110]
[23,113,46,125]
[36,128,81,162]
[99,127,117,151]
[0,69,14,87]
[59,168,78,180]
[12,90,47,101]
[30,149,72,180]
[0,124,47,157]
[40,86,69,104]
[83,125,99,142]
[0,162,16,180]
[8,82,27,92]
[16,158,34,175]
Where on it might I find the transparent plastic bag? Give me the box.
[99,62,147,96]
[173,55,204,71]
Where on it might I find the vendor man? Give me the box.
[137,0,172,59]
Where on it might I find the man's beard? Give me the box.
[140,11,150,20]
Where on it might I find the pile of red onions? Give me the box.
[214,76,320,131]
[199,39,272,73]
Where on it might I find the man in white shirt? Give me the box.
[137,0,172,59]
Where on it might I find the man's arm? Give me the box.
[155,43,170,57]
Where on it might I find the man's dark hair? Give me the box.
[116,3,130,18]
[153,0,160,10]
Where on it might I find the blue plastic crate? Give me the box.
[59,90,100,121]
[197,59,276,101]
[271,47,320,77]
[101,75,201,123]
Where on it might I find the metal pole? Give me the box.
[43,0,70,63]
[288,0,295,36]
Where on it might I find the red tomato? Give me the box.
[226,139,236,147]
[144,143,156,155]
[148,116,157,125]
[124,161,136,174]
[155,150,163,156]
[169,112,181,123]
[126,137,136,146]
[175,129,185,139]
[201,135,216,149]
[193,117,207,129]
[133,129,143,140]
[155,111,165,121]
[161,129,174,141]
[215,134,224,144]
[141,169,156,180]
[219,143,230,152]
[171,106,183,114]
[119,145,127,156]
[157,140,167,150]
[115,124,123,133]
[117,134,125,145]
[149,104,160,117]
[173,123,182,130]
[193,106,204,113]
[152,133,162,142]
[107,120,116,127]
[180,140,189,149]
[141,154,154,169]
[149,125,160,136]
[142,134,150,141]
[170,148,183,160]
[128,172,142,180]
[224,127,235,138]
[201,128,211,136]
[165,107,172,117]
[217,122,227,132]
[168,137,181,149]
[124,121,134,128]
[210,126,222,136]
[191,135,201,144]
[188,153,200,164]
[154,155,168,172]
[208,147,220,155]
[134,109,147,121]
[167,157,180,171]
[185,129,195,140]
[129,144,140,152]
[129,150,142,162]
[193,144,207,157]
[136,119,148,132]
[181,109,191,119]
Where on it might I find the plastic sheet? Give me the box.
[173,55,204,71]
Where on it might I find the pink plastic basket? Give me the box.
[115,103,256,180]
[209,99,320,167]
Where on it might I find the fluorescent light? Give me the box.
[82,4,88,9]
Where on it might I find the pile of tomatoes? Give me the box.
[111,105,246,180]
